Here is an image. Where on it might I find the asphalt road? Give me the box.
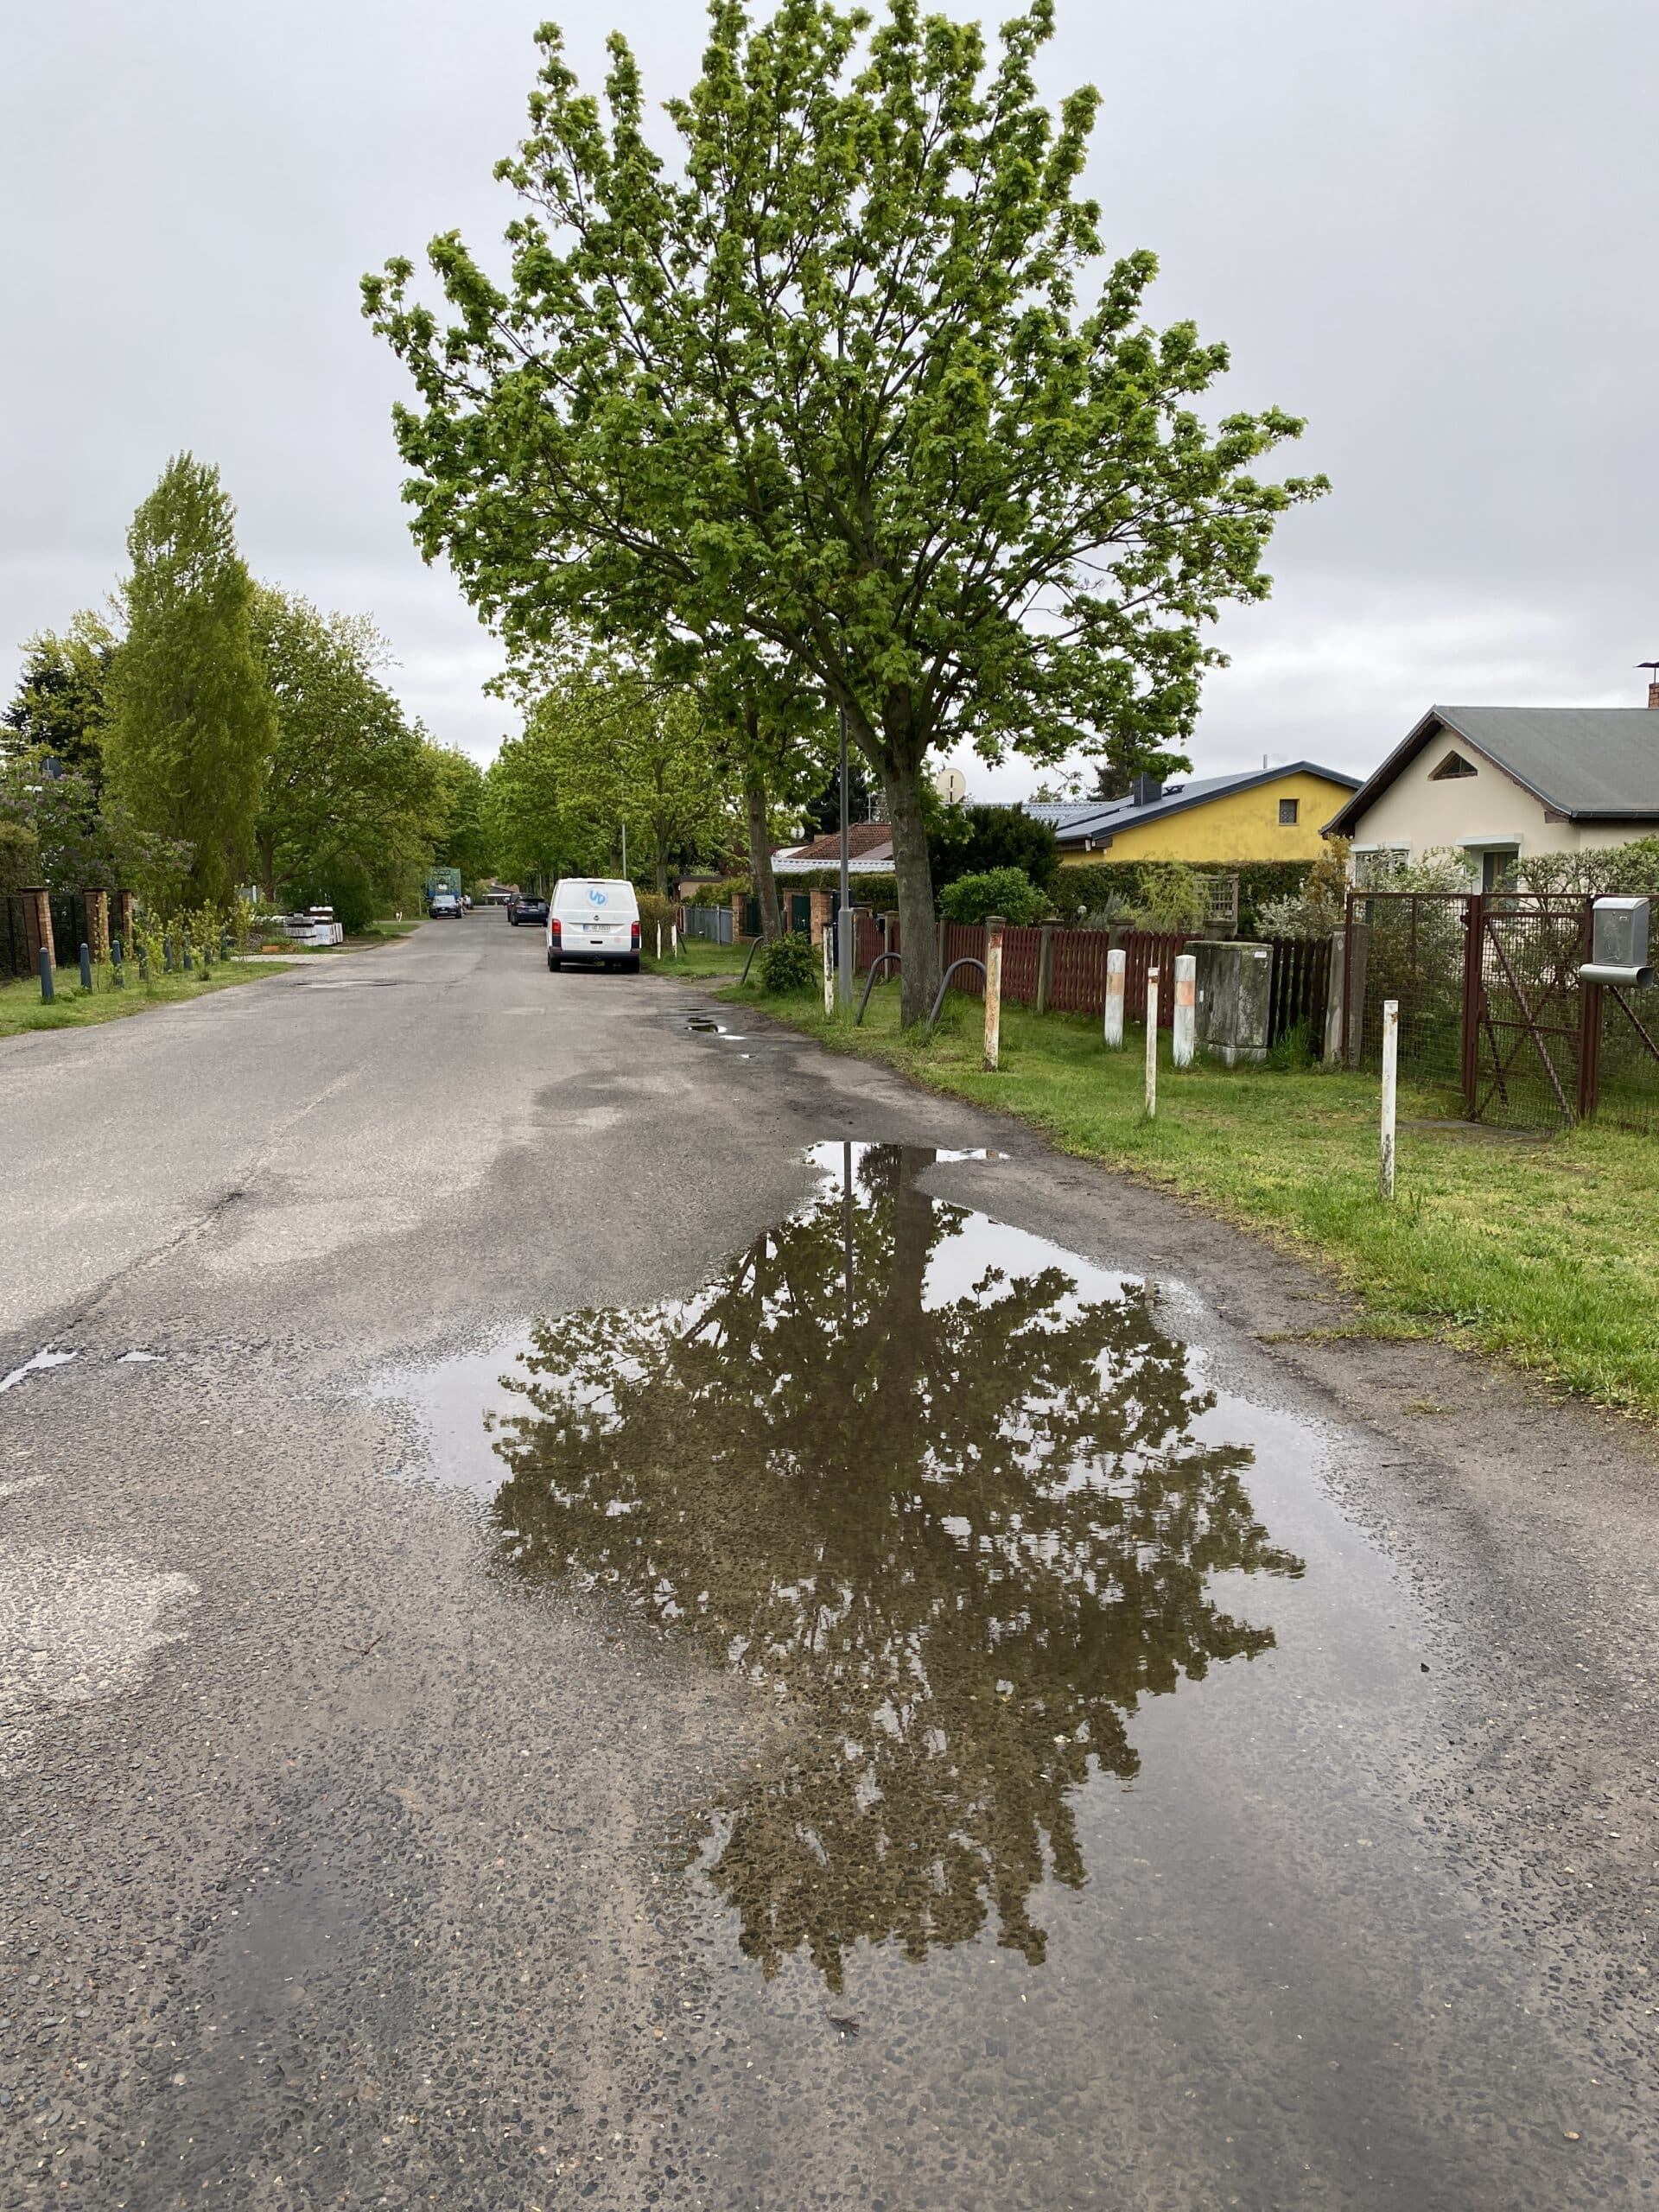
[3,918,1656,2210]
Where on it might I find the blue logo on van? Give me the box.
[588,887,607,906]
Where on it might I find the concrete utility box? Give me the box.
[1582,896,1653,988]
[1193,941,1274,1065]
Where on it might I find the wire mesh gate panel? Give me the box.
[1344,892,1470,1095]
[1590,979,1659,1135]
[1465,899,1590,1132]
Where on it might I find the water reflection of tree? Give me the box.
[489,1147,1301,1988]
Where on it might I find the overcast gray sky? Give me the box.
[3,0,1656,799]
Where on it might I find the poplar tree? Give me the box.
[105,455,273,906]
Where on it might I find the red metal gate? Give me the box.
[1462,897,1592,1131]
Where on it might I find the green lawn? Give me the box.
[0,958,288,1039]
[689,959,1659,1421]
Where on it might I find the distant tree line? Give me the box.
[2,454,489,930]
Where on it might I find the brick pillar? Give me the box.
[21,888,54,973]
[808,888,833,946]
[731,888,747,940]
[115,890,136,952]
[83,889,110,960]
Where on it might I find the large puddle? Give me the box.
[383,1145,1311,1986]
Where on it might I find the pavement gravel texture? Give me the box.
[2,918,1656,2210]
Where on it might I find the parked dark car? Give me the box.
[510,895,550,928]
[429,893,462,919]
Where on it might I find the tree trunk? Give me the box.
[744,767,783,940]
[881,744,940,1027]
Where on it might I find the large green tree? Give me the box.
[104,455,274,906]
[251,588,437,905]
[364,0,1325,1020]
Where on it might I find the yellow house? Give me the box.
[1032,764,1361,866]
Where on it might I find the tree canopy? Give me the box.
[251,588,439,906]
[2,610,120,784]
[364,0,1325,1017]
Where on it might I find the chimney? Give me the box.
[1650,683,1659,711]
[1642,660,1659,708]
[1130,772,1164,808]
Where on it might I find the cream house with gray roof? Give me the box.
[1325,694,1659,888]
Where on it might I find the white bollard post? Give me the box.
[656,923,663,960]
[671,924,678,958]
[1103,948,1127,1048]
[1380,996,1398,1198]
[1173,952,1197,1069]
[1145,967,1160,1118]
[823,925,836,1015]
[983,915,1005,1072]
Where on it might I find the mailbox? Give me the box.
[1580,896,1653,988]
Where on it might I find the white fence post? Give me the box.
[1173,952,1197,1069]
[1380,997,1398,1198]
[1145,967,1160,1117]
[671,923,678,958]
[983,914,1005,1071]
[656,923,663,960]
[1103,948,1127,1048]
[823,925,836,1015]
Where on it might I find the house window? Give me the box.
[1353,847,1410,888]
[1278,798,1300,825]
[1481,849,1516,893]
[1430,751,1478,781]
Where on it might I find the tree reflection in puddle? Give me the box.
[488,1143,1302,1988]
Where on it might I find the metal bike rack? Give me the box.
[926,957,986,1030]
[739,935,764,985]
[855,951,901,1025]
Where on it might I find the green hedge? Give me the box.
[1053,859,1312,937]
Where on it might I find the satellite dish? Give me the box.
[932,764,967,805]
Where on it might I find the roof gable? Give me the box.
[1327,707,1659,835]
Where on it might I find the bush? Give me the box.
[0,819,39,894]
[638,892,677,941]
[685,875,748,908]
[287,861,376,935]
[938,867,1048,925]
[758,931,817,992]
[929,804,1061,896]
[1054,858,1312,938]
[1126,861,1201,934]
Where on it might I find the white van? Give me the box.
[547,878,641,973]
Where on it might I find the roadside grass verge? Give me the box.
[707,969,1659,1421]
[0,959,288,1040]
[641,940,749,982]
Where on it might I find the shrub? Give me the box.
[638,891,676,941]
[938,868,1048,926]
[1055,859,1310,937]
[758,931,817,992]
[929,804,1060,896]
[1126,861,1201,934]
